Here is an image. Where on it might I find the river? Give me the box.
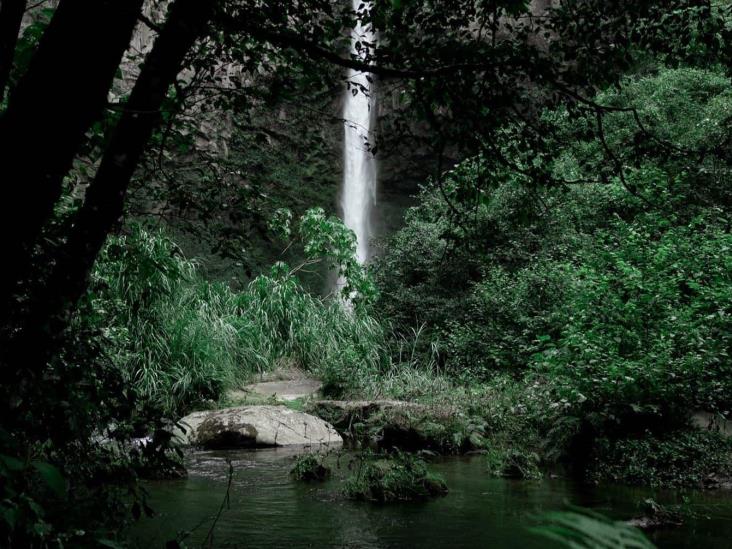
[128,448,732,548]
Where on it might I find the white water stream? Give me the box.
[341,0,377,264]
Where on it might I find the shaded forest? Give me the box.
[2,0,732,547]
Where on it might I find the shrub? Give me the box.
[88,225,243,416]
[588,430,732,487]
[485,446,543,480]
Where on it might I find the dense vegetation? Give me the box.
[1,0,732,546]
[373,65,732,485]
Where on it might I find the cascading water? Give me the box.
[341,0,377,265]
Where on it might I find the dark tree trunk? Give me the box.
[0,0,143,315]
[0,0,26,101]
[15,0,216,370]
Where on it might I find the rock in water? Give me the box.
[174,405,342,449]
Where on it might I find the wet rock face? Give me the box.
[175,405,342,449]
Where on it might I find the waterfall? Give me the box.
[341,0,377,265]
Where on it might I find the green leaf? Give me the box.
[1,506,18,528]
[0,454,24,472]
[98,539,126,549]
[31,461,67,498]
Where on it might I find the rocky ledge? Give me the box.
[307,400,486,453]
[175,405,342,449]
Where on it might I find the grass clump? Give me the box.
[343,451,447,502]
[89,225,242,416]
[291,453,330,482]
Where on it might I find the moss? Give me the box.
[343,452,448,502]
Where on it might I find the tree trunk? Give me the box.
[0,0,26,101]
[16,0,216,370]
[0,0,143,315]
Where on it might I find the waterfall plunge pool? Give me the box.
[127,448,732,548]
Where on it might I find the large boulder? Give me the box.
[691,411,732,437]
[175,405,342,449]
[307,400,427,429]
[307,400,486,454]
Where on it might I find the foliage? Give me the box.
[290,453,330,482]
[88,216,387,416]
[297,207,378,306]
[588,430,732,488]
[343,451,447,503]
[87,225,242,416]
[0,284,177,546]
[374,66,732,482]
[531,507,656,549]
[485,446,542,481]
[372,158,574,377]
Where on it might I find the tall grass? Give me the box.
[236,263,388,390]
[88,226,390,416]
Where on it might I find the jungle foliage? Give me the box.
[373,66,732,481]
[1,0,731,545]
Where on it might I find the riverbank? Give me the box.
[179,368,732,491]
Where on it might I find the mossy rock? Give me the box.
[308,400,486,454]
[291,453,330,482]
[343,452,448,502]
[486,446,543,480]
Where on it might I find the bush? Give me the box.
[372,66,732,482]
[88,225,243,416]
[372,164,572,377]
[485,446,543,480]
[535,210,732,434]
[588,430,732,487]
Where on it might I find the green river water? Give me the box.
[129,448,732,548]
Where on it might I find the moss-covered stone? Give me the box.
[485,446,543,480]
[308,400,487,454]
[291,453,330,482]
[343,452,448,502]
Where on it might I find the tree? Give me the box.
[19,0,218,365]
[1,0,721,365]
[0,0,26,101]
[0,0,145,315]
